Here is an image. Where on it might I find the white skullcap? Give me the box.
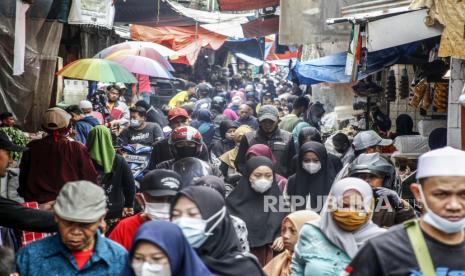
[416,146,465,179]
[79,100,92,109]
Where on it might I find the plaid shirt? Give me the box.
[20,202,52,247]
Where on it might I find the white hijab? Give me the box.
[311,177,386,258]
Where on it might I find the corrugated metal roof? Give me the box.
[341,0,411,16]
[327,0,414,24]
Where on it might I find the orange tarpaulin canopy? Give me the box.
[131,25,227,65]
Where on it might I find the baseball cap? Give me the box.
[140,169,182,197]
[0,131,26,152]
[54,181,106,223]
[168,108,189,121]
[416,146,465,180]
[353,130,392,151]
[41,107,71,130]
[258,105,279,122]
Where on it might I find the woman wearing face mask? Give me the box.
[246,144,287,192]
[291,178,385,275]
[171,186,264,276]
[86,125,135,226]
[226,156,288,266]
[211,119,238,158]
[286,141,337,211]
[120,220,213,276]
[264,210,320,276]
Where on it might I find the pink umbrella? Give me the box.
[106,48,175,72]
[108,55,173,79]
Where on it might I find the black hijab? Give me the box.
[287,141,337,210]
[226,156,287,248]
[194,175,227,198]
[219,119,239,139]
[177,186,264,276]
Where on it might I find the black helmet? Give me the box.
[212,96,226,110]
[172,157,213,188]
[349,153,399,191]
[196,83,212,98]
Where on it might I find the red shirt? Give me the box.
[137,74,152,94]
[72,249,93,270]
[109,213,146,250]
[18,136,99,203]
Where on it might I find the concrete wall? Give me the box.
[447,58,464,148]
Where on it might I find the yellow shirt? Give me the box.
[168,91,189,108]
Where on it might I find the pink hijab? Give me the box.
[223,108,239,121]
[246,144,277,165]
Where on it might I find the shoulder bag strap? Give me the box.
[404,219,435,276]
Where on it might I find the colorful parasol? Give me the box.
[56,58,137,83]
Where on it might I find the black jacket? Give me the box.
[0,196,57,232]
[96,154,135,219]
[235,128,295,177]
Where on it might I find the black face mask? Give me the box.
[176,146,197,159]
[334,145,347,154]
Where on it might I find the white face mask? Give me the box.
[130,119,142,128]
[143,197,171,221]
[250,178,273,193]
[302,162,321,174]
[419,186,465,234]
[132,262,171,276]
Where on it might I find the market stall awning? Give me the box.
[114,0,195,26]
[218,0,279,11]
[242,16,279,38]
[114,0,253,29]
[327,7,443,52]
[130,25,226,65]
[235,53,264,66]
[289,41,420,85]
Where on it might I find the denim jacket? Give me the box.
[16,232,127,276]
[291,224,350,276]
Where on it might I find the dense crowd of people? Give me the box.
[0,75,463,276]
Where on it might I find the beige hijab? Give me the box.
[219,125,252,168]
[263,210,320,276]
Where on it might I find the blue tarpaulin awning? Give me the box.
[289,41,420,85]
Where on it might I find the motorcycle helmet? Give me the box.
[212,96,226,111]
[349,153,399,192]
[169,126,203,159]
[173,157,213,188]
[196,83,212,98]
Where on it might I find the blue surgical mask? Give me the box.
[172,207,226,248]
[419,186,465,234]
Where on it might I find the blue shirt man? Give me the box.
[16,181,127,275]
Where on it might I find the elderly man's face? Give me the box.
[56,216,102,251]
[239,105,252,120]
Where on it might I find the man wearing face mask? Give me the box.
[306,102,325,131]
[235,105,295,177]
[352,130,392,158]
[346,147,465,275]
[119,106,163,146]
[109,169,182,250]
